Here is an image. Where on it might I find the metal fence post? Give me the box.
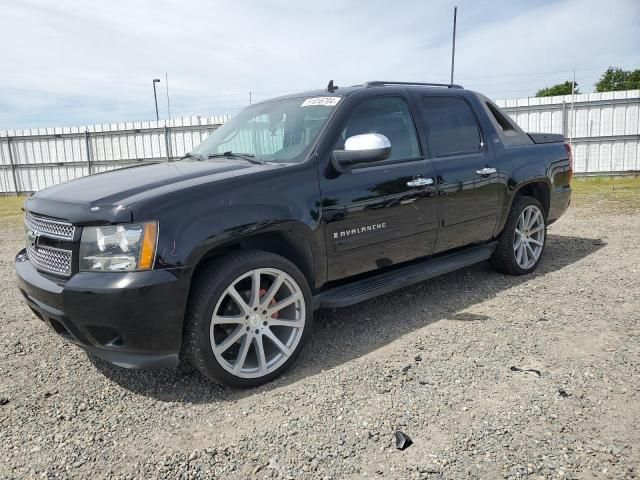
[84,130,93,174]
[6,136,19,195]
[164,125,172,161]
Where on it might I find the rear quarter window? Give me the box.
[486,101,517,132]
[477,96,534,147]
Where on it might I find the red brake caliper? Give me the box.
[259,288,279,319]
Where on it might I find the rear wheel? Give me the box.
[184,250,312,387]
[492,195,546,275]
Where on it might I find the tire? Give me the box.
[184,250,312,388]
[491,195,547,275]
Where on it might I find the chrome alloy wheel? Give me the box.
[513,205,545,269]
[210,268,305,379]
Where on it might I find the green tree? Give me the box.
[595,67,640,92]
[535,81,579,97]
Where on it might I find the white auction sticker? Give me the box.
[301,97,342,107]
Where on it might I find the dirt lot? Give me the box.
[1,178,639,479]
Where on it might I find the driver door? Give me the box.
[319,95,438,281]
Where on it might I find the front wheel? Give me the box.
[184,250,312,387]
[492,195,547,275]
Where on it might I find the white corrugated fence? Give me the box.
[495,89,639,174]
[1,89,639,193]
[0,116,228,194]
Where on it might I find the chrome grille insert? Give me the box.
[26,244,72,276]
[25,213,75,240]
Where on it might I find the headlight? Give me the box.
[79,221,158,272]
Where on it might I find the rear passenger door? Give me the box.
[416,95,500,253]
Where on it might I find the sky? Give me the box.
[0,0,638,129]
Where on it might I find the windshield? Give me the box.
[191,96,341,164]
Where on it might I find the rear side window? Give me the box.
[420,96,482,157]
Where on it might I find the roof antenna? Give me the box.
[327,80,338,93]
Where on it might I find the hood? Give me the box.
[25,159,269,224]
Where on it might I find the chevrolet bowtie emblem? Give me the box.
[27,230,39,248]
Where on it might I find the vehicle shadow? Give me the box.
[92,233,605,403]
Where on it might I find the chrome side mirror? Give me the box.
[331,133,391,172]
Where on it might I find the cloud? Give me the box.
[0,0,638,128]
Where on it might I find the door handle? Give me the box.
[407,177,434,187]
[476,167,497,176]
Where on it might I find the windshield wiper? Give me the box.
[207,151,264,165]
[181,152,206,161]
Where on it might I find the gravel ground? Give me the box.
[1,198,639,479]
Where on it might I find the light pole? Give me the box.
[152,78,161,121]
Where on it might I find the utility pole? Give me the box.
[163,73,172,162]
[249,91,252,105]
[569,69,575,148]
[152,78,160,121]
[450,6,457,85]
[165,73,171,120]
[6,136,19,195]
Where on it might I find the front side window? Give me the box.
[420,96,482,157]
[337,96,421,162]
[192,97,339,164]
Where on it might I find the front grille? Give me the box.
[26,244,73,276]
[25,213,75,240]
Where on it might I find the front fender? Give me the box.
[154,203,320,266]
[128,162,324,287]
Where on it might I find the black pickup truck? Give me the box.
[16,81,572,386]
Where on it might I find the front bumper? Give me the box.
[15,249,192,369]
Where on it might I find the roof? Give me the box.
[256,81,467,105]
